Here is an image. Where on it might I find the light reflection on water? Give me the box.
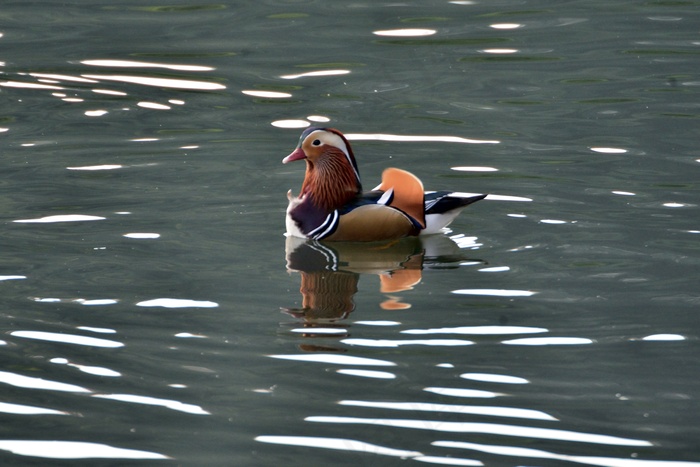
[336,369,396,379]
[79,59,214,72]
[0,371,90,393]
[0,0,698,464]
[92,394,209,415]
[13,214,106,223]
[342,338,474,348]
[0,402,68,416]
[460,373,528,384]
[256,436,422,460]
[424,387,504,399]
[10,330,124,348]
[272,237,672,466]
[304,416,651,446]
[433,441,699,467]
[338,400,556,422]
[275,227,695,465]
[268,354,395,367]
[50,357,122,377]
[279,69,351,80]
[0,441,169,460]
[345,133,500,145]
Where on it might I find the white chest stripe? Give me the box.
[307,210,339,240]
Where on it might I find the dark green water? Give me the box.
[0,1,698,465]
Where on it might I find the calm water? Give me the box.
[1,1,699,465]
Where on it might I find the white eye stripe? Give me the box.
[306,130,360,181]
[307,130,347,156]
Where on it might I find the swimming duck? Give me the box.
[283,127,486,242]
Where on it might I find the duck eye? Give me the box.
[312,139,321,146]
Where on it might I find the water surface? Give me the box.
[1,1,699,465]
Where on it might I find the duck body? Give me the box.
[284,127,485,242]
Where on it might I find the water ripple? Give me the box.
[268,353,396,366]
[502,337,594,346]
[50,358,121,377]
[280,69,350,79]
[0,402,68,416]
[135,298,218,308]
[67,164,122,171]
[81,74,225,90]
[339,400,556,421]
[11,331,123,348]
[460,373,529,384]
[93,394,209,415]
[0,370,90,393]
[0,440,169,460]
[13,214,105,223]
[305,416,652,447]
[452,289,537,297]
[373,29,437,37]
[434,441,700,467]
[403,326,547,336]
[0,275,26,281]
[80,59,213,72]
[424,387,504,399]
[342,338,473,348]
[345,133,499,145]
[641,334,685,341]
[241,90,292,98]
[413,455,482,466]
[337,369,396,379]
[256,435,422,458]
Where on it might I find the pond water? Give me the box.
[1,0,699,465]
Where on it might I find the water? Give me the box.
[1,0,699,465]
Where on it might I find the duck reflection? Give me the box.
[283,235,483,323]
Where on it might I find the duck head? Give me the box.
[283,127,362,211]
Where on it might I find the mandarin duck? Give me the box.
[283,127,486,242]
